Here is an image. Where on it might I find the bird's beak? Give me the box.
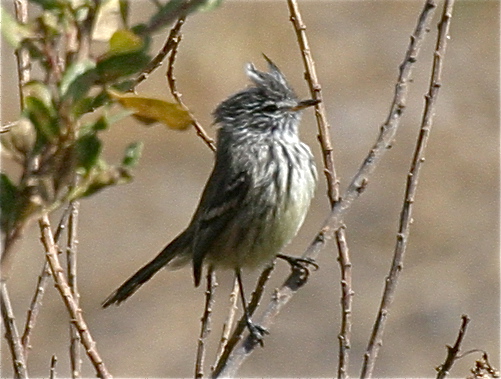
[291,98,321,111]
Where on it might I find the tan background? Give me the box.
[1,0,499,378]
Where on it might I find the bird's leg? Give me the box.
[236,269,268,346]
[276,253,318,280]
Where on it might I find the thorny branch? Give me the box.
[361,1,454,376]
[212,264,275,377]
[166,30,216,151]
[195,268,216,379]
[38,214,112,379]
[1,283,28,378]
[287,1,352,377]
[212,0,439,376]
[435,315,470,379]
[22,206,72,357]
[132,17,186,90]
[214,277,239,365]
[67,201,82,378]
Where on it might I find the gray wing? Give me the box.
[190,156,251,286]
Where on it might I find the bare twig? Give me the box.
[21,261,51,356]
[286,2,352,377]
[1,282,28,378]
[14,0,30,106]
[49,355,58,379]
[435,315,471,379]
[335,225,353,378]
[361,1,454,376]
[132,17,186,90]
[67,201,82,379]
[22,202,72,357]
[0,121,18,133]
[38,214,112,379]
[212,264,275,378]
[166,33,216,151]
[195,267,216,379]
[213,0,438,375]
[214,277,239,365]
[286,0,338,203]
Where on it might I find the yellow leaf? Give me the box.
[109,90,193,130]
[108,29,143,55]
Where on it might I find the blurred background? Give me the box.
[1,0,499,377]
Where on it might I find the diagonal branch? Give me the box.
[67,201,82,378]
[1,282,28,378]
[287,0,338,203]
[214,277,239,365]
[38,214,112,379]
[166,32,216,152]
[195,267,216,379]
[435,315,470,379]
[211,265,275,377]
[286,1,352,377]
[212,0,439,376]
[361,1,455,376]
[22,205,72,357]
[132,16,186,90]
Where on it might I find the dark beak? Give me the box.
[291,98,321,111]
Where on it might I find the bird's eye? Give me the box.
[262,104,279,112]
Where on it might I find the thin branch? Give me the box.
[286,0,338,203]
[166,33,216,152]
[49,355,58,379]
[38,214,112,379]
[22,203,72,357]
[213,0,438,375]
[75,0,100,62]
[132,17,186,90]
[14,0,30,107]
[21,261,51,356]
[335,225,353,379]
[0,121,18,134]
[67,201,82,379]
[286,2,352,377]
[361,1,454,376]
[212,264,275,378]
[435,315,471,379]
[214,277,239,366]
[195,267,216,379]
[1,282,28,378]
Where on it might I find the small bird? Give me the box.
[103,56,318,342]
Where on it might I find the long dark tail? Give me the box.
[102,231,190,307]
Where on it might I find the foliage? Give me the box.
[0,0,205,238]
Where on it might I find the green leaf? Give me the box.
[109,89,193,130]
[108,29,143,55]
[0,173,19,232]
[122,142,143,168]
[23,80,53,107]
[74,162,131,199]
[96,50,150,82]
[76,134,102,172]
[24,96,59,143]
[78,116,109,137]
[1,7,35,48]
[59,59,98,102]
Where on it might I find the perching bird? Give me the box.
[103,56,318,342]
